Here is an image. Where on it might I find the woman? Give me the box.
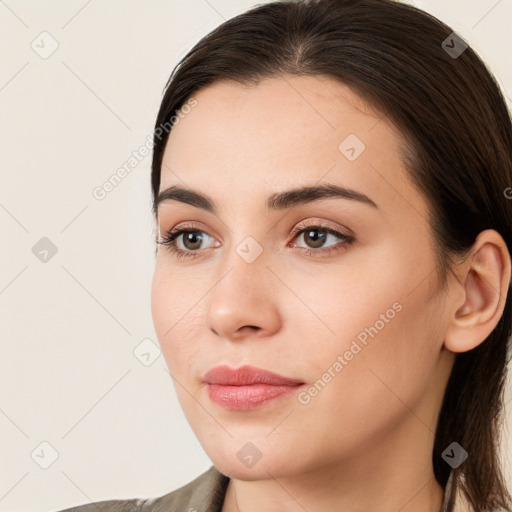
[58,0,512,510]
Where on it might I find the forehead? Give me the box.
[159,74,428,222]
[165,75,384,161]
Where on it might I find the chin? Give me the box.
[206,441,309,481]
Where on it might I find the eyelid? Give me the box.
[160,220,213,240]
[289,218,354,239]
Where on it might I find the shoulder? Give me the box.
[54,465,230,512]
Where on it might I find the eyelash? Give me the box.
[157,221,355,260]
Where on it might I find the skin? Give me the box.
[150,74,511,512]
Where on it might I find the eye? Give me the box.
[288,222,355,256]
[157,222,218,260]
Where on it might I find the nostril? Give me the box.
[242,325,259,332]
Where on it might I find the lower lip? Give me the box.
[206,383,304,411]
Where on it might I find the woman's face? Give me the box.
[151,75,455,479]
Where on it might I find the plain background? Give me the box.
[1,1,511,510]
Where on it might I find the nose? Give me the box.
[203,246,282,342]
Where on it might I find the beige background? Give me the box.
[1,0,511,510]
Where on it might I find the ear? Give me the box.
[444,229,512,353]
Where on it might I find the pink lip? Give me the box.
[202,365,304,386]
[202,365,305,411]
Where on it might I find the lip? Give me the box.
[202,364,304,386]
[202,365,305,411]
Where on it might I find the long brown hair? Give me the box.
[150,1,512,509]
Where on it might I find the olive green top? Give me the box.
[56,465,230,512]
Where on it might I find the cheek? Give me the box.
[284,284,442,466]
[151,276,207,425]
[288,243,442,408]
[150,266,172,344]
[150,265,202,373]
[307,237,438,352]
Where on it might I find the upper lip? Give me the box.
[202,365,304,386]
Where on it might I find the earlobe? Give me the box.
[444,230,511,354]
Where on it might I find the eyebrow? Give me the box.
[154,182,378,216]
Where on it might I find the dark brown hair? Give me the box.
[150,0,512,510]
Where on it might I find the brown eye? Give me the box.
[301,228,330,249]
[180,231,206,251]
[157,225,217,260]
[287,221,356,258]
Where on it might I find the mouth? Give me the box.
[202,365,306,411]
